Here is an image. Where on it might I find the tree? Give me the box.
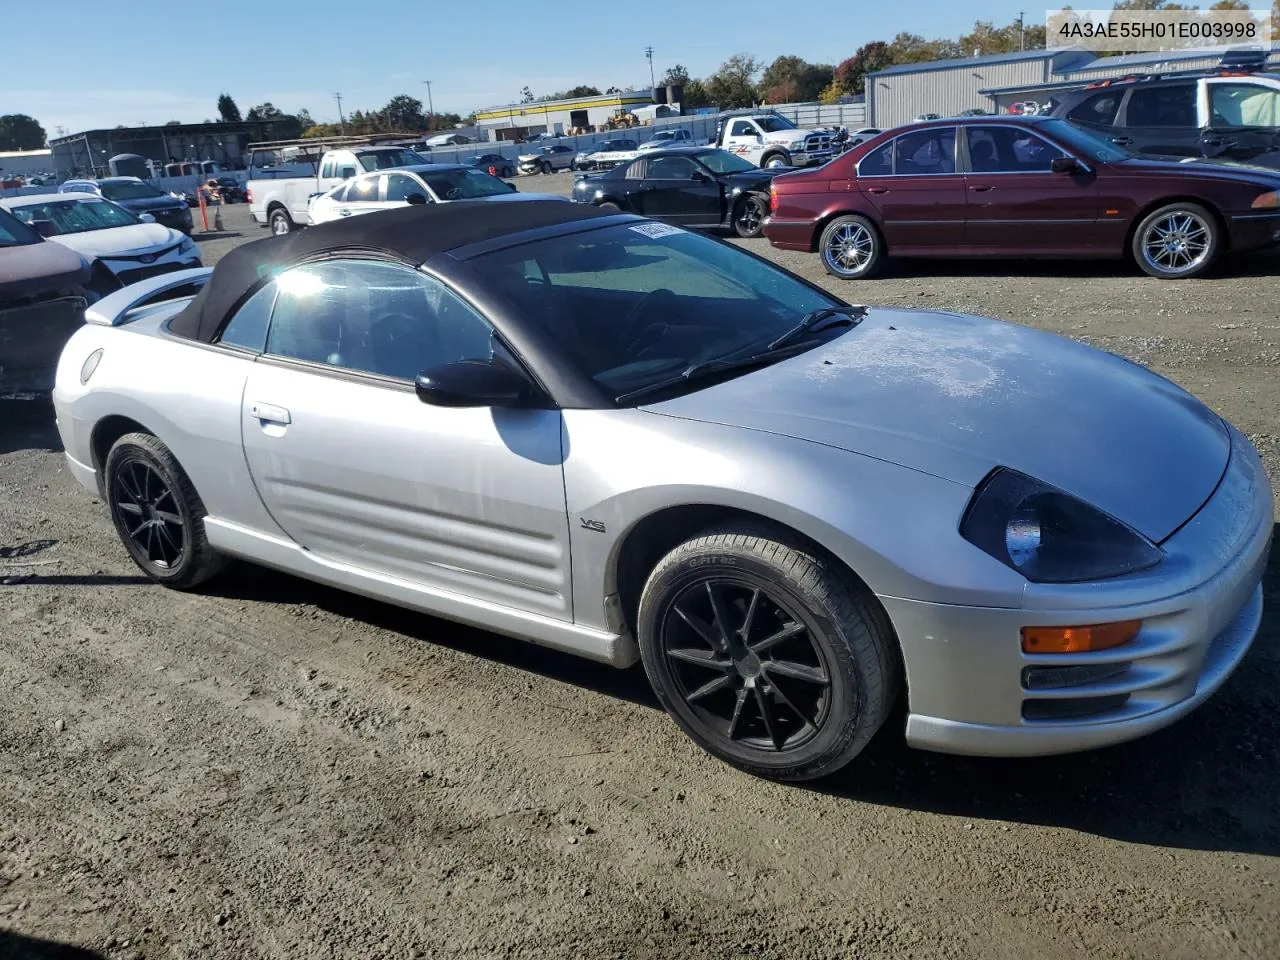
[165,120,182,126]
[245,102,284,122]
[381,94,425,131]
[559,85,601,99]
[833,41,893,96]
[886,32,937,65]
[604,85,622,95]
[1274,0,1279,39]
[759,55,833,103]
[1208,0,1250,8]
[703,54,761,109]
[680,79,712,109]
[0,114,47,150]
[295,108,313,130]
[520,86,535,104]
[660,65,690,86]
[217,93,242,123]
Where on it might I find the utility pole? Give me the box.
[1018,11,1026,51]
[645,46,655,92]
[334,92,347,135]
[422,80,435,129]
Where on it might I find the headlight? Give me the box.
[178,236,195,254]
[960,468,1163,583]
[1251,191,1279,209]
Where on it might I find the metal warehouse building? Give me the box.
[868,43,1280,128]
[474,88,682,141]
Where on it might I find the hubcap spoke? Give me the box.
[673,604,724,653]
[113,459,185,569]
[116,501,144,516]
[763,659,829,686]
[749,621,805,654]
[667,647,734,671]
[726,688,749,740]
[752,685,783,750]
[687,674,735,702]
[704,581,734,651]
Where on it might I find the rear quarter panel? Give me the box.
[766,158,879,251]
[53,318,283,537]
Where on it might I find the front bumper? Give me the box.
[104,252,202,288]
[1227,210,1280,252]
[151,207,194,232]
[790,149,835,167]
[885,428,1273,757]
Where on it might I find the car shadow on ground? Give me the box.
[212,534,1279,857]
[0,398,60,456]
[857,248,1280,282]
[0,930,105,959]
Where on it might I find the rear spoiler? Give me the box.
[84,268,213,327]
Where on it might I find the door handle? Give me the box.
[1110,136,1134,146]
[250,402,291,425]
[969,185,993,192]
[867,187,888,194]
[1201,137,1226,147]
[338,208,352,216]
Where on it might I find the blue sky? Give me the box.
[10,0,1276,135]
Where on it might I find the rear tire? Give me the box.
[104,433,228,590]
[819,214,884,280]
[269,207,294,236]
[637,522,900,782]
[596,201,621,211]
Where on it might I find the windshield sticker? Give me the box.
[629,222,685,239]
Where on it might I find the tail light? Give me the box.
[245,186,253,203]
[769,184,778,214]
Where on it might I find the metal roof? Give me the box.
[1058,42,1279,76]
[870,47,1087,78]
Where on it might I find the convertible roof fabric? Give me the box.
[168,199,608,343]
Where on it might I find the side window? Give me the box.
[319,158,335,179]
[966,127,1064,173]
[645,156,699,179]
[624,159,648,180]
[385,173,425,202]
[1124,85,1196,127]
[1209,84,1280,128]
[265,259,500,381]
[347,176,381,203]
[1067,91,1122,126]
[217,281,276,352]
[893,127,957,174]
[858,141,893,176]
[729,120,755,137]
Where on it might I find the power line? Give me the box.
[645,45,655,91]
[334,92,347,135]
[423,80,435,125]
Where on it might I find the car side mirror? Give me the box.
[30,219,58,237]
[406,192,428,205]
[415,360,541,408]
[1051,156,1082,174]
[138,212,157,223]
[691,171,709,182]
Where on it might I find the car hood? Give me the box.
[46,222,182,258]
[517,153,547,163]
[0,240,90,297]
[648,308,1229,542]
[723,169,788,188]
[113,195,189,214]
[1110,155,1280,185]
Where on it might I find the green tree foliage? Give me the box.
[381,95,425,131]
[217,94,242,122]
[703,54,761,109]
[760,56,833,104]
[0,114,47,150]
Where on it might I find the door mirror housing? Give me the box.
[30,219,58,238]
[1051,156,1083,174]
[691,170,710,182]
[415,360,541,408]
[405,192,428,205]
[138,212,157,223]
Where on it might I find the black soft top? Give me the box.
[168,199,608,343]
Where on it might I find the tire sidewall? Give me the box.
[104,439,199,585]
[1132,202,1218,279]
[762,152,789,169]
[732,194,766,238]
[637,546,864,777]
[820,214,883,280]
[270,209,291,235]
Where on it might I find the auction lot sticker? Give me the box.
[630,222,685,239]
[1046,8,1272,53]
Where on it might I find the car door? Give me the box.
[330,172,385,219]
[385,171,432,207]
[855,126,966,251]
[1115,83,1199,157]
[631,154,721,225]
[1202,80,1280,167]
[961,125,1101,253]
[239,258,574,621]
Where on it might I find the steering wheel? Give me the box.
[621,288,678,355]
[444,187,463,200]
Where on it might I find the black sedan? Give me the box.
[465,154,516,178]
[569,147,785,238]
[57,177,195,234]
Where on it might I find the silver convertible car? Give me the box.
[53,201,1272,782]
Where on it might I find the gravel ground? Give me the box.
[1,187,1277,960]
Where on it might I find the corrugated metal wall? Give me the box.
[870,59,1053,128]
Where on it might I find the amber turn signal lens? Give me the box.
[1021,620,1141,654]
[1251,191,1279,210]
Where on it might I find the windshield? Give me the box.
[0,207,41,246]
[1038,118,1132,163]
[423,169,514,199]
[597,140,636,151]
[697,150,757,174]
[469,223,840,400]
[358,149,427,171]
[99,180,166,201]
[8,198,139,234]
[756,116,797,133]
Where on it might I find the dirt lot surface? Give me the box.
[2,192,1277,960]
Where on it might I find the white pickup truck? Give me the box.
[246,144,427,235]
[713,114,836,169]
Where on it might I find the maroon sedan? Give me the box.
[764,116,1280,280]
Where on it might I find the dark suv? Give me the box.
[1050,53,1280,169]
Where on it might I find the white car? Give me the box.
[1,193,200,286]
[516,144,576,175]
[307,163,565,225]
[639,128,695,151]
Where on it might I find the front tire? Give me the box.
[104,433,228,590]
[637,523,900,782]
[1132,202,1219,279]
[596,200,621,211]
[732,193,768,238]
[762,152,790,169]
[819,214,884,280]
[541,161,553,175]
[268,207,294,236]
